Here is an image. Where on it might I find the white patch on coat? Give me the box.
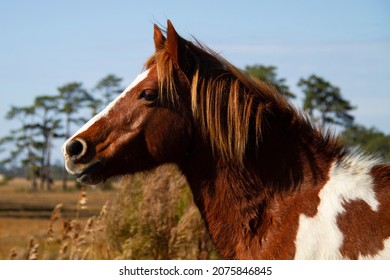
[62,69,150,155]
[294,153,382,259]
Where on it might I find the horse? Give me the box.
[63,20,390,259]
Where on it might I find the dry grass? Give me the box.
[3,200,113,260]
[107,165,218,259]
[0,165,218,259]
[0,218,52,259]
[0,179,115,219]
[0,178,115,259]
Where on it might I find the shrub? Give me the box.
[107,164,218,259]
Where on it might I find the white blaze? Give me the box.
[62,69,150,154]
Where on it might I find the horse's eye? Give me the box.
[139,89,158,102]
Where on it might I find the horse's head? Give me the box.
[63,21,194,184]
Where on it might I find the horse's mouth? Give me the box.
[75,161,104,184]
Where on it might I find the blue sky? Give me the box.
[0,0,389,160]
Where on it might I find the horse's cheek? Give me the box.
[145,112,191,162]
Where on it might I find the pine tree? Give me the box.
[245,64,295,99]
[298,74,355,131]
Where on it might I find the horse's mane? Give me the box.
[145,35,332,166]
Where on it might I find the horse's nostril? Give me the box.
[66,139,87,158]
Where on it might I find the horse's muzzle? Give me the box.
[63,138,104,185]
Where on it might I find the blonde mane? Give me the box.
[146,39,295,165]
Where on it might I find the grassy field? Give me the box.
[0,178,116,259]
[0,167,217,260]
[0,178,114,218]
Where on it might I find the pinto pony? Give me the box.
[63,21,390,259]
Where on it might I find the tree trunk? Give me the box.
[29,165,37,191]
[45,129,53,191]
[39,144,46,191]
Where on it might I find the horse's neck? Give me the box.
[181,156,266,259]
[179,120,340,259]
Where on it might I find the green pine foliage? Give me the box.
[341,125,390,161]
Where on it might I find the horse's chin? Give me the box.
[76,173,104,185]
[73,161,105,186]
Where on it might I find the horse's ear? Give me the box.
[166,20,180,65]
[154,24,165,51]
[166,20,194,75]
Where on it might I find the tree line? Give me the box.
[0,74,124,190]
[1,66,389,190]
[245,65,390,161]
